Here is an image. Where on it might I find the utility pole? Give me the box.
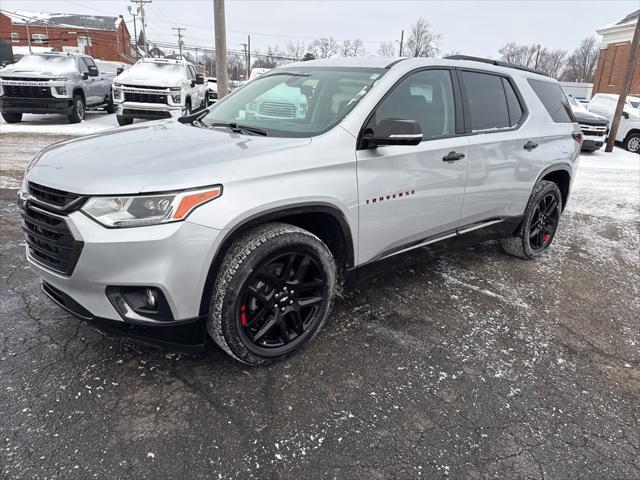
[131,0,151,56]
[247,35,251,79]
[172,27,186,59]
[606,17,640,153]
[399,30,404,57]
[128,5,139,60]
[26,21,32,53]
[214,0,230,97]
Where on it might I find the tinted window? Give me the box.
[502,77,524,126]
[527,79,575,123]
[83,57,96,68]
[462,71,510,131]
[371,69,456,139]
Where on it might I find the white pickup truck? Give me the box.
[112,58,206,126]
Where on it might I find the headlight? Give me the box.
[81,186,222,228]
[55,86,67,95]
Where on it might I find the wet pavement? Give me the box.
[1,134,638,479]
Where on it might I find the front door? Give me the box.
[356,69,469,265]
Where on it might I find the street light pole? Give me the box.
[213,0,230,98]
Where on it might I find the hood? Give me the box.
[0,66,75,78]
[26,120,311,195]
[573,109,608,125]
[115,69,184,87]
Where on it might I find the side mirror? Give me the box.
[116,67,124,75]
[195,73,205,85]
[88,65,99,77]
[622,111,629,119]
[81,72,89,80]
[363,118,423,148]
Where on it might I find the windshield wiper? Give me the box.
[209,122,268,136]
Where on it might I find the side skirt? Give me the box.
[345,216,523,287]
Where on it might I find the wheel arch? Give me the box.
[72,87,85,101]
[536,164,572,212]
[198,203,355,316]
[624,128,640,141]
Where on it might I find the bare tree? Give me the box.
[340,38,365,57]
[499,43,568,79]
[562,37,600,82]
[286,40,306,62]
[405,18,441,57]
[378,41,396,57]
[310,37,340,58]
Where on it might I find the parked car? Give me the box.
[0,52,115,123]
[18,56,581,365]
[206,77,218,105]
[567,95,609,153]
[587,93,640,153]
[111,58,206,126]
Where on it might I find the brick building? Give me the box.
[593,10,640,95]
[0,10,133,63]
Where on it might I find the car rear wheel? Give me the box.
[623,133,640,153]
[501,180,562,260]
[67,95,85,124]
[1,112,22,123]
[116,115,133,126]
[208,223,337,365]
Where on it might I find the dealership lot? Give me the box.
[0,128,638,479]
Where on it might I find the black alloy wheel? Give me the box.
[528,193,560,252]
[238,250,327,353]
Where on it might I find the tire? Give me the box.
[116,115,133,126]
[1,112,22,123]
[208,222,337,366]
[501,180,563,260]
[105,95,116,114]
[67,95,85,123]
[182,99,192,117]
[623,133,640,153]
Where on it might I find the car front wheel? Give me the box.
[501,180,562,259]
[67,95,85,123]
[116,115,133,126]
[1,112,22,123]
[623,133,640,153]
[208,223,337,365]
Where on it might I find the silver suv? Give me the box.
[18,56,582,365]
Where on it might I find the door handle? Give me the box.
[524,141,539,151]
[442,151,465,162]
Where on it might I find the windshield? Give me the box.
[200,67,386,137]
[13,55,75,74]
[131,62,185,76]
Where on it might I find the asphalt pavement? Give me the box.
[1,133,638,479]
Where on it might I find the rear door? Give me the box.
[356,68,469,264]
[457,70,531,227]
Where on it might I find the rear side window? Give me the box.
[527,79,575,123]
[502,77,524,126]
[461,71,510,131]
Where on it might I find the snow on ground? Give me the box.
[0,111,117,136]
[568,147,639,223]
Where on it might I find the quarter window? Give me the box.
[502,77,524,126]
[527,78,575,123]
[369,69,456,140]
[461,71,510,131]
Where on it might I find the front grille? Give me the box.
[124,92,168,104]
[579,124,607,137]
[28,182,82,209]
[20,204,83,276]
[4,85,52,98]
[259,101,296,118]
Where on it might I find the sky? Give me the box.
[1,0,637,58]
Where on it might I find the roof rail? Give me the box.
[444,55,550,77]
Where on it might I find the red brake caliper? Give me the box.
[543,233,551,243]
[240,305,247,327]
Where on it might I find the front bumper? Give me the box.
[0,96,73,114]
[116,102,183,120]
[24,207,223,325]
[581,138,604,152]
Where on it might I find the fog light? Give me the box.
[145,288,157,308]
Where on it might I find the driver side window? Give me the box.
[78,58,89,74]
[369,69,456,140]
